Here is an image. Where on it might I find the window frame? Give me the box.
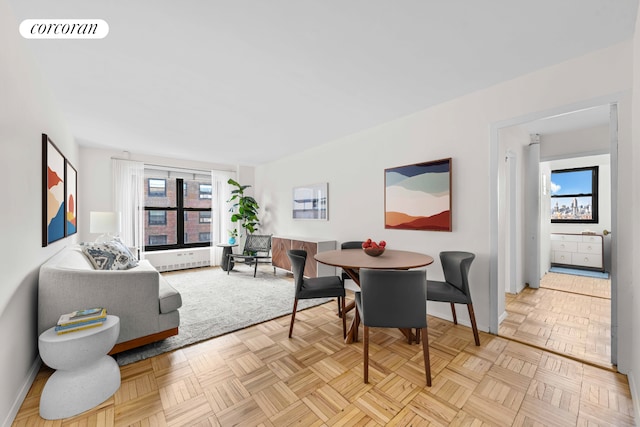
[148,235,168,245]
[148,210,167,226]
[550,166,599,224]
[148,178,167,197]
[199,183,212,199]
[144,176,212,251]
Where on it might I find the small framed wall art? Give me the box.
[385,158,452,231]
[65,160,77,236]
[42,133,77,246]
[292,182,328,220]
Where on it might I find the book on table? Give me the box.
[57,307,107,327]
[55,318,107,334]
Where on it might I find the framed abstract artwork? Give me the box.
[384,158,452,231]
[292,182,328,220]
[42,134,66,246]
[65,160,77,236]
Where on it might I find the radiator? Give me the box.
[144,247,212,272]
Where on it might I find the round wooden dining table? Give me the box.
[315,248,434,343]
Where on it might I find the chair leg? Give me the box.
[254,260,258,277]
[450,302,457,324]
[337,298,342,318]
[415,328,420,345]
[341,297,346,339]
[363,325,369,383]
[421,327,432,386]
[288,299,299,338]
[354,310,359,342]
[467,304,481,346]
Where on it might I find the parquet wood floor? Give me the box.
[499,272,612,370]
[14,273,632,426]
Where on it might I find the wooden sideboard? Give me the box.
[550,233,604,271]
[272,236,336,277]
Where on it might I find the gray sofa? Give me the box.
[38,245,182,354]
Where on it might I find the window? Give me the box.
[199,184,212,199]
[148,210,167,225]
[149,235,167,245]
[550,166,598,223]
[148,178,166,197]
[144,168,213,251]
[199,211,211,223]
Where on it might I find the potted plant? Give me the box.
[227,179,260,242]
[227,229,238,245]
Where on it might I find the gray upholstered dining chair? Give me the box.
[339,241,364,315]
[287,249,346,338]
[426,251,480,346]
[355,268,431,386]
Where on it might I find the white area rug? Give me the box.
[115,266,331,366]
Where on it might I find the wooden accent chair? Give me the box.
[227,234,272,277]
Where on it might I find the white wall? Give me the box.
[79,146,240,243]
[0,2,78,425]
[254,41,633,360]
[497,126,529,296]
[540,124,609,160]
[542,154,612,274]
[629,1,640,417]
[546,154,612,235]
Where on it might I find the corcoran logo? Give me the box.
[20,19,109,39]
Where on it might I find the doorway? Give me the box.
[490,101,617,369]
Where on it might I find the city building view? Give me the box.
[550,166,598,223]
[550,196,593,220]
[143,169,212,249]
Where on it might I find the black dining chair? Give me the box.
[426,251,480,346]
[287,250,346,338]
[355,268,431,386]
[340,241,364,281]
[339,241,364,314]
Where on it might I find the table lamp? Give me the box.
[90,211,121,243]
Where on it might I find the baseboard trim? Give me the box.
[498,310,508,324]
[628,371,639,426]
[2,356,41,427]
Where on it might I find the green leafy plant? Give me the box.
[227,178,260,236]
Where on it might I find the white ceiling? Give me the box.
[523,104,612,135]
[8,0,638,166]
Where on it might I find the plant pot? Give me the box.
[228,237,236,245]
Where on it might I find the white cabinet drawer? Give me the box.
[551,241,578,252]
[550,233,604,271]
[553,251,573,264]
[571,253,603,268]
[582,235,602,244]
[551,234,582,242]
[577,242,602,254]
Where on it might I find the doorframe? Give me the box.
[489,95,622,356]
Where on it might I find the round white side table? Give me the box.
[38,315,121,420]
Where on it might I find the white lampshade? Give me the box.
[90,211,121,234]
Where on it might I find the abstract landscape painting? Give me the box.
[65,161,77,236]
[385,158,452,231]
[43,134,65,245]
